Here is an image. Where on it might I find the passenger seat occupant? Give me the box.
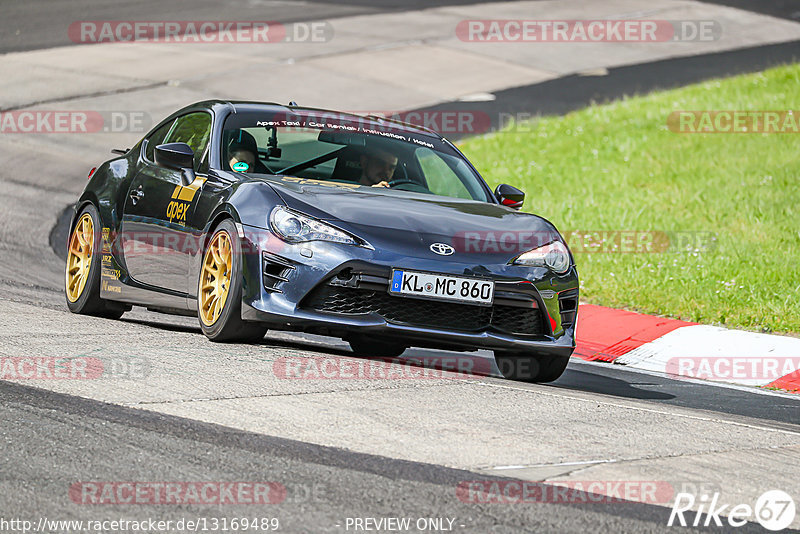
[227,130,267,173]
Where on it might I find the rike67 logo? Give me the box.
[668,490,796,531]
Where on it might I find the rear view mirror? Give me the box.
[318,130,367,147]
[495,183,525,210]
[155,142,195,186]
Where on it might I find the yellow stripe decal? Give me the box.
[171,176,207,202]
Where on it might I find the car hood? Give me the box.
[262,177,560,257]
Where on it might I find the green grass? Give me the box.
[458,64,800,334]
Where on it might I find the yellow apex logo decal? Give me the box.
[168,176,207,224]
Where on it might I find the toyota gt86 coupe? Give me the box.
[65,101,579,382]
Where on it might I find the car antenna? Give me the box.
[288,101,297,106]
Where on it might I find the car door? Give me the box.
[120,111,213,294]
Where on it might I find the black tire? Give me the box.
[65,204,125,320]
[198,219,268,342]
[348,336,407,359]
[494,351,570,383]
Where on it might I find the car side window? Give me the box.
[163,112,213,173]
[143,120,174,162]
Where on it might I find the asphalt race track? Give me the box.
[2,1,800,533]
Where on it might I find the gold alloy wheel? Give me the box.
[65,213,94,302]
[199,230,233,326]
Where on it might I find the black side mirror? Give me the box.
[155,142,195,186]
[495,183,525,210]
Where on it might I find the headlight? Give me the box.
[269,206,369,247]
[511,240,571,273]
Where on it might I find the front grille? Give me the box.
[492,305,544,335]
[303,285,544,336]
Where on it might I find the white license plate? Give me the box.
[389,270,494,306]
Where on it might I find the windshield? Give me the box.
[221,111,490,202]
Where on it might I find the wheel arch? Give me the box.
[188,203,244,303]
[70,194,100,234]
[203,203,242,250]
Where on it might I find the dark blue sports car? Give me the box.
[65,101,578,382]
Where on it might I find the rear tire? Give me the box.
[494,351,570,383]
[198,219,268,342]
[348,336,407,359]
[65,204,125,320]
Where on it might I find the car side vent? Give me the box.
[262,252,294,293]
[558,289,579,329]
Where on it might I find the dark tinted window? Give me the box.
[164,112,213,172]
[144,120,173,162]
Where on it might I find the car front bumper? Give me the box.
[238,224,578,356]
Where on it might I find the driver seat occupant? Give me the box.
[359,147,398,188]
[227,130,268,173]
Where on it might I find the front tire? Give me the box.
[65,204,124,319]
[198,219,267,342]
[494,351,570,383]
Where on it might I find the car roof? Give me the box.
[185,99,443,140]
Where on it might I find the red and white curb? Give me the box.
[574,305,800,393]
